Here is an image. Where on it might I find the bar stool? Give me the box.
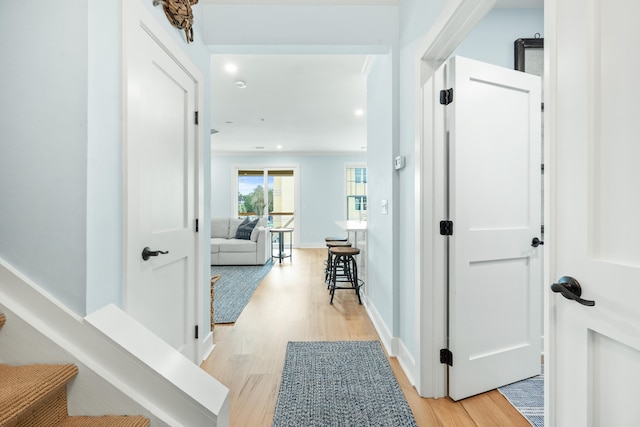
[324,236,348,242]
[324,241,351,283]
[328,246,362,305]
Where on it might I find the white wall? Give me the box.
[365,53,396,333]
[396,0,448,357]
[454,8,544,68]
[201,5,397,54]
[211,153,366,246]
[2,0,213,340]
[0,1,89,314]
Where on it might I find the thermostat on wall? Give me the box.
[394,155,406,170]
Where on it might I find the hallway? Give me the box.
[200,248,530,426]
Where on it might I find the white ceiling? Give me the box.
[208,0,543,153]
[211,54,369,153]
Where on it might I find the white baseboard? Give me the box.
[200,331,215,363]
[394,338,417,387]
[363,296,416,388]
[363,296,393,356]
[296,243,326,249]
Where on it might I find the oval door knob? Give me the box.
[141,247,169,261]
[550,276,595,307]
[531,237,544,247]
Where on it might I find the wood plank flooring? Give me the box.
[200,248,530,427]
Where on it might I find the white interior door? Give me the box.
[547,0,640,425]
[124,3,197,362]
[445,56,542,400]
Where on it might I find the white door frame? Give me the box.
[413,0,498,397]
[123,0,205,362]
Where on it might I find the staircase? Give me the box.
[0,314,150,427]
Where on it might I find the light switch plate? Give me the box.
[394,156,405,170]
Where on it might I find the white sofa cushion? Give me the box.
[212,217,230,238]
[210,237,226,253]
[219,239,257,253]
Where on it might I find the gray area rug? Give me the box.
[498,366,544,427]
[211,261,273,323]
[272,341,417,427]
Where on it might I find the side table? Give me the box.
[270,228,293,263]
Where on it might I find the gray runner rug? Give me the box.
[211,260,273,323]
[272,341,417,427]
[498,366,544,427]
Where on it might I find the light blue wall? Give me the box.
[394,3,543,358]
[396,0,448,356]
[1,1,89,314]
[211,153,366,246]
[366,53,396,329]
[454,9,544,68]
[202,5,397,54]
[2,0,212,322]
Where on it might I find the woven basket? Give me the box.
[210,275,221,331]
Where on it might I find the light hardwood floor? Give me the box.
[201,248,531,427]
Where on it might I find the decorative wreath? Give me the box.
[153,0,199,44]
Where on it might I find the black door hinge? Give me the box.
[440,348,453,366]
[194,111,199,125]
[440,88,454,105]
[440,220,453,236]
[195,325,199,339]
[195,218,199,232]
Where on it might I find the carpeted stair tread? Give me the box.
[0,364,78,425]
[0,312,6,329]
[57,415,150,427]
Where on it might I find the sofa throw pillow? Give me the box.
[236,217,259,240]
[228,217,244,239]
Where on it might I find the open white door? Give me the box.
[444,56,542,400]
[124,1,198,362]
[547,0,640,425]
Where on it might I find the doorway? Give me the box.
[414,0,544,399]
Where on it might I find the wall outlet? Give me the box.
[381,199,388,215]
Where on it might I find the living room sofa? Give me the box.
[210,217,271,265]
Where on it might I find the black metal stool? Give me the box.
[324,241,351,283]
[328,246,362,304]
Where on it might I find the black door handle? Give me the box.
[142,247,169,261]
[550,276,595,307]
[531,237,544,247]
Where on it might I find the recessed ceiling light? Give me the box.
[355,109,364,116]
[225,63,237,74]
[235,80,247,89]
[277,145,283,149]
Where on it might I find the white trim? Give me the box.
[363,296,393,356]
[413,0,495,398]
[395,338,417,388]
[543,0,556,424]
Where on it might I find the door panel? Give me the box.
[549,0,640,424]
[447,56,542,400]
[125,6,197,362]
